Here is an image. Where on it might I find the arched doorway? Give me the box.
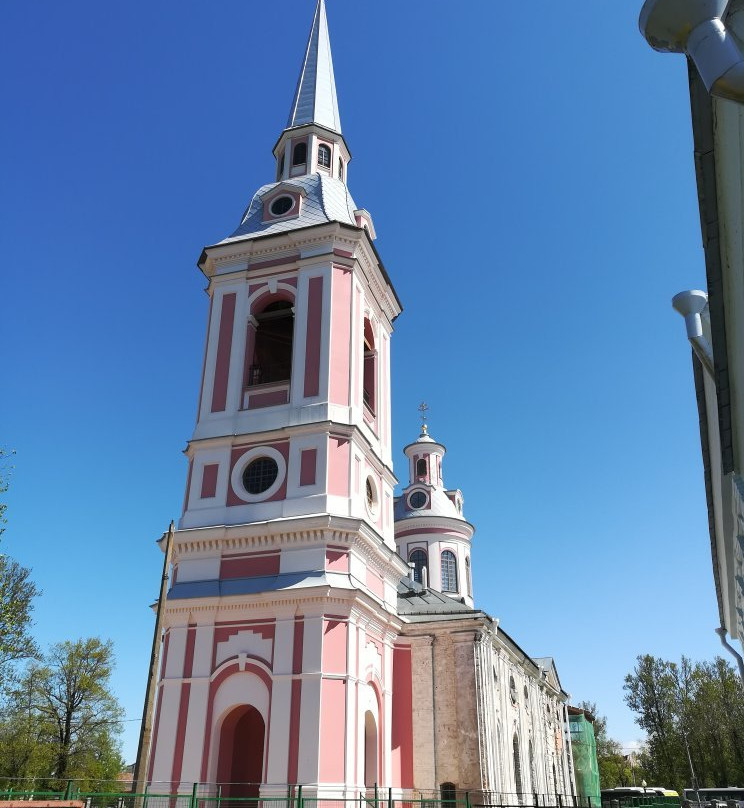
[217,705,265,799]
[364,710,378,787]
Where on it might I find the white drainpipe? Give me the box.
[671,289,715,376]
[715,626,744,679]
[640,0,744,104]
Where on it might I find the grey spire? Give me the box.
[286,0,342,134]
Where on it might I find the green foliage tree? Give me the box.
[0,638,125,790]
[624,654,744,791]
[0,449,39,688]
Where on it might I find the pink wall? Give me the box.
[322,618,348,674]
[325,547,349,572]
[211,293,236,413]
[391,645,414,788]
[328,436,350,496]
[246,388,289,409]
[300,449,317,486]
[219,552,280,580]
[303,276,323,398]
[330,266,351,406]
[201,464,219,499]
[365,569,384,599]
[319,678,346,782]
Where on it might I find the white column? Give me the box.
[266,611,295,784]
[179,623,215,786]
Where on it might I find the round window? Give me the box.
[242,456,279,495]
[270,196,294,216]
[365,476,379,516]
[409,490,427,509]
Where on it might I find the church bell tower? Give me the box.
[147,0,414,798]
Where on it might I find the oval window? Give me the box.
[242,456,279,495]
[270,196,294,216]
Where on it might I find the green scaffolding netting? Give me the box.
[570,713,601,804]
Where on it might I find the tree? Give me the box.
[624,654,744,790]
[0,638,125,789]
[0,448,12,539]
[0,450,39,687]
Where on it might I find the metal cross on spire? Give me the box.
[418,402,429,434]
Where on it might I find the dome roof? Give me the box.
[220,173,359,245]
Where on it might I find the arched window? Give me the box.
[338,157,344,180]
[513,734,523,800]
[318,143,331,168]
[408,549,427,585]
[415,458,427,478]
[465,556,472,596]
[440,550,458,592]
[440,784,456,805]
[248,300,294,386]
[292,141,307,166]
[363,319,376,413]
[277,154,285,181]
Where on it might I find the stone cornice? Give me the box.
[171,515,409,581]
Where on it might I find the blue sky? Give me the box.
[1,0,721,766]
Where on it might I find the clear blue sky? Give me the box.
[1,0,720,766]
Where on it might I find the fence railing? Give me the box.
[0,784,651,808]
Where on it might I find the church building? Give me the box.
[146,1,577,800]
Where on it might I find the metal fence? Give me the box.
[0,784,670,808]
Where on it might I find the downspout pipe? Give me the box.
[672,289,715,376]
[714,626,744,679]
[639,0,744,104]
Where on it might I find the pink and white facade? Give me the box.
[146,1,576,801]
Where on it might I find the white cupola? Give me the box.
[393,425,475,608]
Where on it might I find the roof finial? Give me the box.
[418,401,429,436]
[286,0,342,133]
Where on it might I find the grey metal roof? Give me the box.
[222,173,358,244]
[396,577,484,621]
[286,0,342,134]
[168,569,354,600]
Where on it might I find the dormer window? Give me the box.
[408,490,428,509]
[269,196,295,217]
[292,142,307,166]
[318,144,331,168]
